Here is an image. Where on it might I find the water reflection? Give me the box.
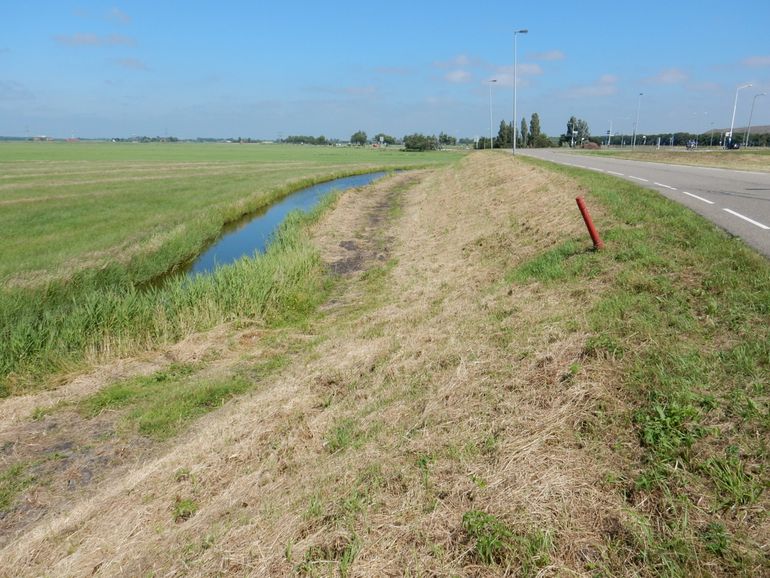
[186,172,389,277]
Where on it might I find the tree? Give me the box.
[563,116,590,147]
[403,133,437,151]
[350,130,367,146]
[528,113,541,146]
[373,133,396,145]
[285,135,328,145]
[496,120,511,148]
[576,119,590,139]
[519,117,528,148]
[438,132,456,146]
[475,137,491,150]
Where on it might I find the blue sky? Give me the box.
[2,1,769,140]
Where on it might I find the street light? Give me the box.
[728,83,752,149]
[745,92,766,147]
[632,92,643,150]
[488,79,497,150]
[512,28,528,156]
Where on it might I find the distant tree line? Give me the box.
[606,131,770,148]
[476,112,553,149]
[557,113,770,148]
[403,134,438,151]
[374,133,397,145]
[284,135,329,145]
[112,136,179,143]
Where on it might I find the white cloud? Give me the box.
[646,68,688,84]
[445,69,471,83]
[434,54,478,69]
[529,50,565,61]
[598,74,618,85]
[518,63,543,76]
[107,8,132,25]
[688,81,721,92]
[743,55,770,67]
[491,63,543,87]
[563,74,618,98]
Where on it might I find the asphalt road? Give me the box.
[520,148,770,260]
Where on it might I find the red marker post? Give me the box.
[575,196,604,250]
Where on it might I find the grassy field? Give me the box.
[572,146,770,172]
[0,142,464,393]
[1,152,767,576]
[0,141,462,286]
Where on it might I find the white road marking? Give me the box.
[681,191,715,205]
[654,182,677,190]
[607,171,624,176]
[723,208,770,230]
[629,176,649,182]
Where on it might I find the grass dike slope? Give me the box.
[1,151,768,576]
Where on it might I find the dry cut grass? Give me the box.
[577,147,770,172]
[3,151,764,576]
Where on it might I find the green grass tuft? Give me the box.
[507,240,600,283]
[701,452,764,508]
[462,510,553,573]
[324,418,365,454]
[78,360,277,440]
[173,497,198,522]
[0,462,35,511]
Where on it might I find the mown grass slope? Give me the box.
[0,152,766,576]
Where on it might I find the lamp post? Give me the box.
[745,92,766,147]
[512,28,528,155]
[631,92,643,150]
[728,83,752,148]
[488,79,497,150]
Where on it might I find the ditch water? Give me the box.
[177,171,390,279]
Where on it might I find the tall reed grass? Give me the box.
[0,205,332,397]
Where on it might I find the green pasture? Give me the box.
[0,141,463,286]
[0,141,464,393]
